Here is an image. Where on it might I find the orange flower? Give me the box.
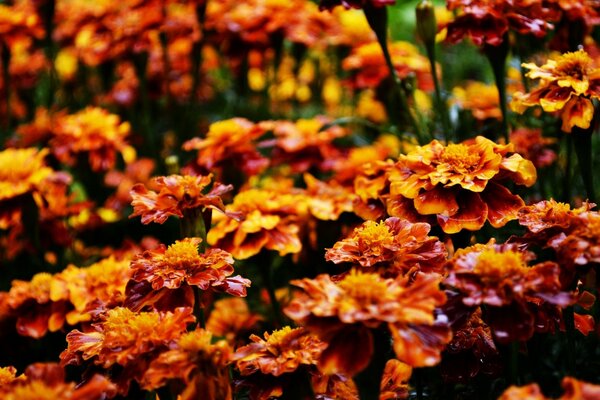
[379,359,412,400]
[446,0,556,47]
[548,210,600,270]
[0,366,24,386]
[452,81,501,120]
[303,173,355,221]
[125,238,250,311]
[183,118,269,177]
[285,270,450,374]
[342,41,433,91]
[233,326,327,400]
[509,128,557,169]
[511,49,600,132]
[208,188,307,259]
[352,159,396,221]
[445,242,574,342]
[13,108,63,147]
[325,217,447,276]
[499,377,600,400]
[0,363,115,400]
[141,329,233,400]
[206,298,262,345]
[388,137,536,233]
[130,174,233,225]
[0,2,44,48]
[61,307,194,393]
[51,107,134,171]
[104,158,155,212]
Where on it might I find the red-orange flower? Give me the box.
[511,49,600,132]
[452,81,501,120]
[125,238,250,311]
[445,242,574,342]
[206,298,262,345]
[325,217,447,276]
[342,41,433,91]
[208,188,307,259]
[499,377,600,400]
[388,137,536,233]
[548,210,600,270]
[182,118,269,177]
[509,128,557,169]
[379,359,412,400]
[130,174,233,225]
[141,328,233,400]
[0,2,44,48]
[51,107,134,171]
[104,158,155,212]
[303,173,355,221]
[285,270,450,374]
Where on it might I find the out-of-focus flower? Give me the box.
[303,174,355,221]
[183,118,269,177]
[325,217,446,276]
[61,307,194,393]
[0,363,116,400]
[445,241,574,342]
[206,298,262,345]
[208,188,307,259]
[319,0,396,10]
[285,270,450,375]
[548,210,600,270]
[446,0,557,47]
[379,359,412,400]
[387,137,536,233]
[0,366,24,386]
[264,117,349,174]
[452,81,501,120]
[125,238,250,311]
[0,2,44,48]
[511,49,600,132]
[518,199,594,241]
[440,308,501,383]
[51,107,135,171]
[499,376,600,400]
[104,158,155,212]
[342,41,433,91]
[510,128,557,169]
[6,38,47,90]
[141,329,233,400]
[13,108,64,147]
[130,174,233,225]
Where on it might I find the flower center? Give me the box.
[356,221,394,254]
[439,144,480,172]
[473,249,528,282]
[163,240,201,270]
[556,52,591,79]
[338,271,389,304]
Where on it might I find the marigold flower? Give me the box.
[342,41,433,91]
[445,242,574,342]
[130,174,233,225]
[51,107,134,171]
[125,238,250,311]
[510,128,557,169]
[206,298,262,345]
[548,210,600,270]
[352,159,396,221]
[285,270,450,374]
[304,173,355,221]
[325,217,446,276]
[388,136,536,233]
[141,329,233,400]
[446,0,557,47]
[499,377,600,400]
[0,366,24,386]
[452,81,501,120]
[104,158,155,212]
[183,118,269,177]
[208,188,307,259]
[511,49,600,132]
[0,363,116,400]
[379,359,412,400]
[0,2,44,48]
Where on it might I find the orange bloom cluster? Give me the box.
[452,81,502,121]
[141,328,233,400]
[445,241,574,342]
[499,377,600,400]
[0,363,115,400]
[342,41,433,91]
[387,136,536,233]
[206,298,262,345]
[446,0,557,47]
[285,270,451,375]
[51,107,135,171]
[0,1,44,48]
[509,128,557,169]
[125,238,250,311]
[0,255,131,338]
[130,174,232,224]
[303,173,355,221]
[325,217,446,276]
[208,188,308,259]
[61,307,194,392]
[512,49,600,132]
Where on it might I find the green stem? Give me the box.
[260,257,284,327]
[424,42,451,141]
[484,38,510,143]
[572,128,596,203]
[363,5,426,143]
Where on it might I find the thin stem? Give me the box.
[484,38,510,143]
[425,42,451,141]
[355,328,390,400]
[572,128,596,203]
[509,341,520,385]
[260,257,284,327]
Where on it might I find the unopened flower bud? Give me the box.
[416,0,437,47]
